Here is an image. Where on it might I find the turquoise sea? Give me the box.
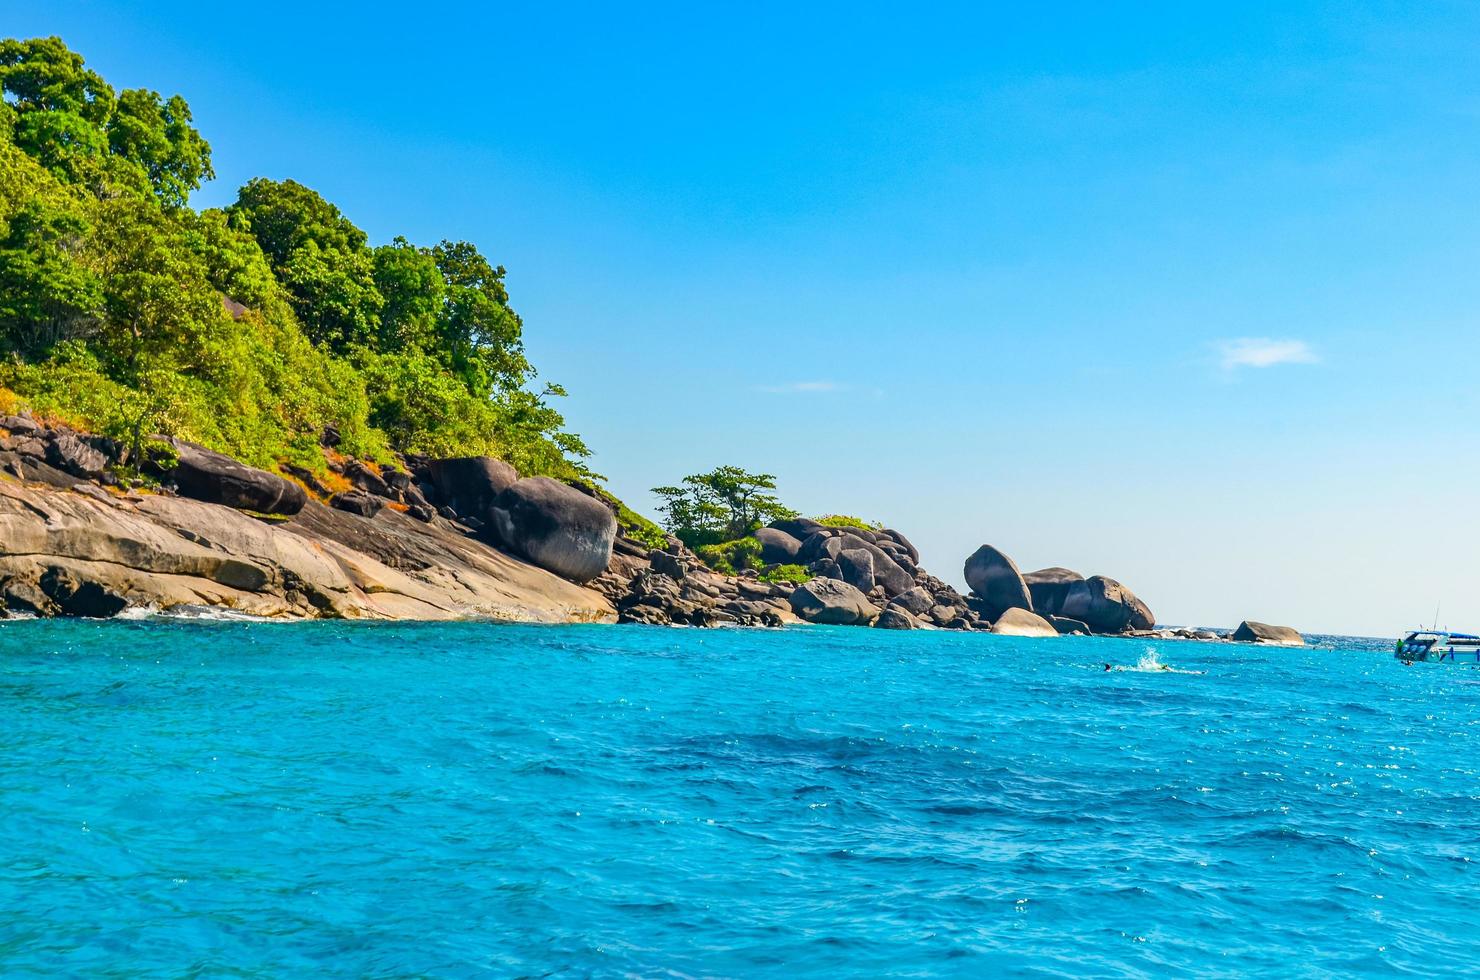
[0,619,1471,976]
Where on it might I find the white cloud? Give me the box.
[1216,337,1319,370]
[757,380,842,393]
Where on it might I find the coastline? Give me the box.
[0,418,1304,644]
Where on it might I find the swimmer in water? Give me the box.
[1104,660,1204,674]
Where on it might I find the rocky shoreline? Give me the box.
[0,414,1303,644]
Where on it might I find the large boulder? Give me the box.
[887,586,935,617]
[837,533,913,598]
[797,532,845,565]
[874,606,918,630]
[1232,620,1304,646]
[963,544,1033,618]
[796,531,899,591]
[1022,567,1085,615]
[45,431,108,480]
[1059,575,1155,633]
[490,477,616,583]
[789,578,878,625]
[0,415,40,435]
[1048,615,1091,635]
[168,441,306,516]
[770,517,825,541]
[990,607,1058,638]
[836,548,876,593]
[879,528,920,564]
[754,526,802,564]
[344,460,393,500]
[330,490,383,518]
[424,456,518,519]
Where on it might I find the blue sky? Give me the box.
[9,1,1480,634]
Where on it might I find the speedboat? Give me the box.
[1395,630,1480,663]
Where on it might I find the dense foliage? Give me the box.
[817,514,883,531]
[0,36,589,478]
[652,465,797,549]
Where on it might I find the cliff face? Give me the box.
[0,479,615,622]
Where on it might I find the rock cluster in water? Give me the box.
[0,413,1307,641]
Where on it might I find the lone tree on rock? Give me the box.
[653,466,797,547]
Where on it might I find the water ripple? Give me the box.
[0,620,1470,975]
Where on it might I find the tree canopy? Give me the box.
[0,36,591,483]
[653,466,797,547]
[0,36,211,205]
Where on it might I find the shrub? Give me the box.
[695,537,763,576]
[760,564,810,585]
[817,514,882,531]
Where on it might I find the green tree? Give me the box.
[106,88,213,207]
[89,195,227,378]
[0,197,102,357]
[653,466,797,547]
[373,237,443,352]
[431,240,530,396]
[227,177,382,351]
[0,36,115,183]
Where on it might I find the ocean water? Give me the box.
[0,620,1472,977]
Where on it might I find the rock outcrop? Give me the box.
[1023,567,1084,613]
[593,548,797,628]
[789,578,878,625]
[990,607,1059,638]
[0,416,1174,636]
[168,440,307,516]
[968,547,1156,635]
[754,526,802,564]
[874,606,918,630]
[422,456,517,521]
[1232,620,1304,646]
[1061,576,1155,633]
[963,544,1033,618]
[490,477,617,584]
[0,479,613,622]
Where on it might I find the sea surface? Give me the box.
[0,619,1472,977]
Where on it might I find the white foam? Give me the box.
[1126,648,1204,674]
[123,605,283,623]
